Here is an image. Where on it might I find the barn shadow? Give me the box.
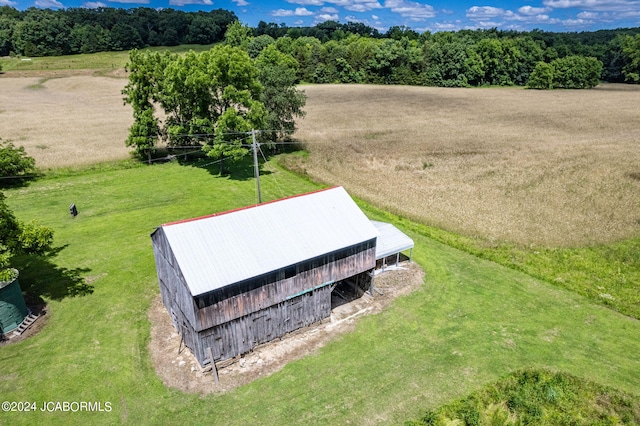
[11,248,93,304]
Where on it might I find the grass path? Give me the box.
[1,160,638,424]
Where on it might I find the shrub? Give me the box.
[526,62,554,89]
[0,192,53,281]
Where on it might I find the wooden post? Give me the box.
[207,347,219,385]
[252,129,262,204]
[369,270,375,296]
[178,331,184,354]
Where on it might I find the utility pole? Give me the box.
[252,129,262,203]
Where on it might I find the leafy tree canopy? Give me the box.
[621,34,640,82]
[0,140,37,186]
[123,45,270,163]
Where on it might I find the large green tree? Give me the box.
[123,45,267,164]
[255,45,306,142]
[621,34,640,82]
[121,49,167,161]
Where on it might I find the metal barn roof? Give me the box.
[371,221,414,260]
[159,186,379,297]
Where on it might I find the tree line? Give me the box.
[2,5,640,87]
[0,6,237,56]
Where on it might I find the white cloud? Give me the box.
[82,1,107,8]
[169,0,212,5]
[562,18,594,25]
[332,0,383,12]
[432,22,458,30]
[316,13,340,21]
[384,0,436,20]
[467,6,505,19]
[272,7,315,16]
[372,14,379,19]
[543,0,600,7]
[232,0,249,6]
[290,0,382,12]
[286,0,324,5]
[543,0,640,26]
[35,0,63,7]
[518,6,550,15]
[321,6,339,13]
[476,20,502,27]
[466,5,559,26]
[577,11,600,18]
[543,0,640,12]
[0,0,16,6]
[108,0,150,3]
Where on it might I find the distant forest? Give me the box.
[1,6,639,87]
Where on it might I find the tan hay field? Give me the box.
[294,84,640,247]
[1,74,639,247]
[0,74,132,169]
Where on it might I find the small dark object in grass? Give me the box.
[628,172,640,181]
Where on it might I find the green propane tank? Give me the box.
[0,270,29,334]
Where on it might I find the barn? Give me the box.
[151,186,413,367]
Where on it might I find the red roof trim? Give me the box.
[162,186,340,227]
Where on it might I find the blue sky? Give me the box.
[3,0,640,32]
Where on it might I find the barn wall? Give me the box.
[151,229,199,333]
[194,285,334,364]
[193,240,376,332]
[152,231,377,366]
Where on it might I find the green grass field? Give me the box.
[1,158,639,425]
[0,44,215,73]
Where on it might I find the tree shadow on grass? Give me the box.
[149,141,305,181]
[11,247,94,305]
[173,150,273,182]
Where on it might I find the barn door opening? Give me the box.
[330,271,372,310]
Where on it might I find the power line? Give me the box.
[258,142,286,201]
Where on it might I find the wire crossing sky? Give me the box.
[3,0,640,33]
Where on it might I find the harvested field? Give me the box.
[292,84,640,247]
[2,73,639,246]
[0,74,131,169]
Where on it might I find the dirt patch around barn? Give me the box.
[148,262,424,394]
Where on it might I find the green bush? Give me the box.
[410,369,640,425]
[526,62,554,89]
[0,192,53,280]
[551,55,603,88]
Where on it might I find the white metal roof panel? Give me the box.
[161,187,379,296]
[371,220,414,260]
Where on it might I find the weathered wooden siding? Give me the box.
[194,285,334,363]
[193,240,376,332]
[151,229,198,331]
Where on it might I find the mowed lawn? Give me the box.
[1,160,639,425]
